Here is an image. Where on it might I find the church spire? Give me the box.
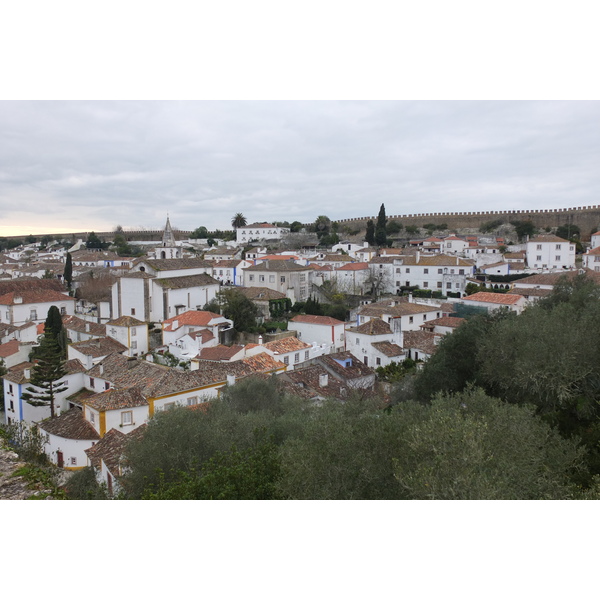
[162,214,176,247]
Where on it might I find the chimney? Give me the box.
[227,374,236,386]
[14,296,23,304]
[85,322,90,332]
[24,368,31,379]
[258,335,263,345]
[319,373,328,387]
[99,364,104,376]
[173,319,179,330]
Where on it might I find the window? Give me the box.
[283,356,289,365]
[446,282,451,289]
[89,377,95,388]
[556,244,561,250]
[131,341,137,350]
[121,411,133,425]
[396,281,401,286]
[269,275,275,283]
[536,255,542,261]
[405,268,410,273]
[294,353,300,363]
[424,268,429,274]
[396,268,401,273]
[555,255,561,261]
[459,269,464,275]
[259,275,265,282]
[90,411,95,424]
[249,275,254,281]
[437,282,442,288]
[305,350,309,360]
[104,382,110,390]
[280,276,286,283]
[187,396,199,406]
[131,328,136,337]
[131,308,136,315]
[376,357,381,365]
[423,314,427,320]
[537,244,542,250]
[70,457,77,466]
[405,281,410,287]
[9,384,13,394]
[438,269,443,274]
[409,316,413,324]
[423,282,428,288]
[356,338,359,345]
[30,309,37,320]
[60,306,66,315]
[9,400,14,411]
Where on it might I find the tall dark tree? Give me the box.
[375,203,387,246]
[216,289,259,333]
[86,231,107,250]
[365,220,375,245]
[21,326,68,419]
[314,215,331,239]
[64,252,73,290]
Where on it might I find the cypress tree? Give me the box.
[365,220,375,245]
[375,204,388,246]
[64,252,73,289]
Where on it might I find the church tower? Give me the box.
[154,215,182,259]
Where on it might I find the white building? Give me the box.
[288,314,346,354]
[236,222,290,245]
[346,317,405,368]
[526,235,575,271]
[106,316,149,357]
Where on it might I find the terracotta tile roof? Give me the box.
[263,336,311,354]
[37,408,100,440]
[511,287,552,297]
[348,318,393,336]
[504,252,525,259]
[62,315,106,336]
[420,316,465,329]
[162,310,223,331]
[463,292,524,305]
[399,254,474,267]
[212,259,245,267]
[0,339,20,358]
[528,234,570,244]
[481,262,510,270]
[236,286,287,300]
[0,289,73,306]
[336,262,369,271]
[256,254,298,261]
[85,387,148,411]
[513,271,597,286]
[153,273,220,290]
[64,358,87,374]
[197,344,244,361]
[244,261,312,272]
[85,427,127,470]
[241,352,286,374]
[317,351,375,382]
[121,271,155,279]
[69,337,128,357]
[188,329,215,343]
[240,222,277,228]
[106,316,146,327]
[403,331,438,356]
[283,365,353,401]
[371,341,404,357]
[290,314,345,326]
[3,361,34,384]
[358,301,437,318]
[0,278,66,295]
[318,254,354,262]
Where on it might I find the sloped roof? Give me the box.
[371,341,404,357]
[37,407,100,440]
[336,262,369,271]
[420,316,465,329]
[348,318,392,336]
[162,310,223,331]
[358,301,437,318]
[463,292,524,305]
[197,344,245,361]
[244,261,312,272]
[70,337,128,357]
[0,278,66,296]
[528,234,570,244]
[403,331,438,356]
[106,316,146,328]
[290,314,345,326]
[62,315,106,336]
[0,289,73,306]
[153,273,220,290]
[236,286,287,301]
[85,387,148,411]
[317,351,375,381]
[263,336,311,354]
[138,258,212,271]
[0,339,20,358]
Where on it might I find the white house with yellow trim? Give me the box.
[106,315,148,357]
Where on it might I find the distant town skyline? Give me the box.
[1,101,599,237]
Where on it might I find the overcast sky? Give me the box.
[1,100,599,237]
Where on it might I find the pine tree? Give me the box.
[375,203,388,246]
[64,252,73,289]
[365,220,375,245]
[21,329,68,419]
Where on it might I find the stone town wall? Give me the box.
[331,205,600,241]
